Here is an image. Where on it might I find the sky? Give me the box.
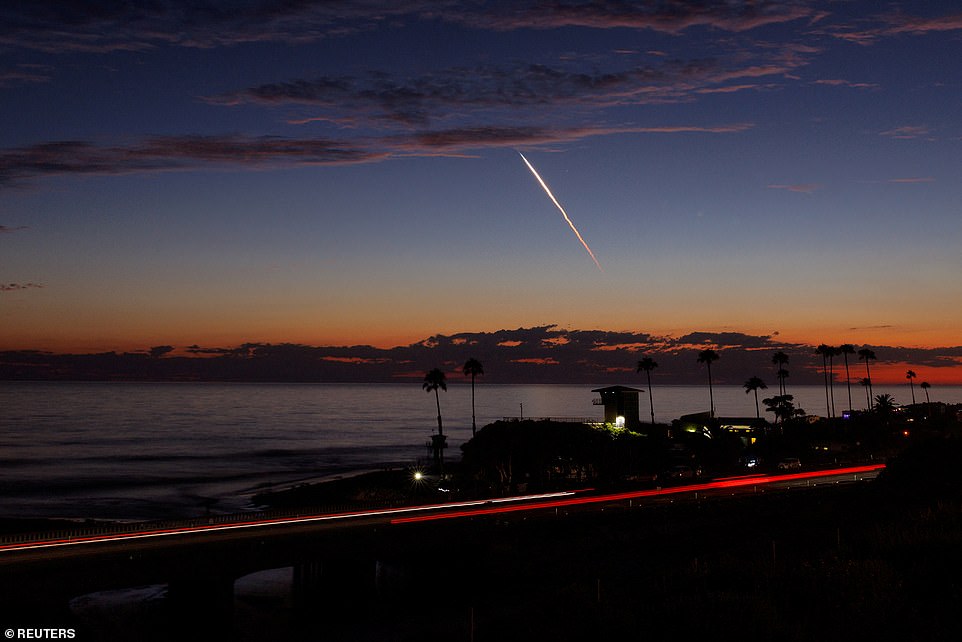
[1,1,961,382]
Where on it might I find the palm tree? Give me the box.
[777,367,790,397]
[859,377,872,409]
[772,351,789,396]
[697,349,720,418]
[874,393,897,419]
[462,358,484,437]
[828,345,841,417]
[764,394,797,425]
[744,376,767,419]
[858,348,877,409]
[423,368,447,469]
[906,369,917,405]
[815,344,833,418]
[839,344,856,412]
[636,356,658,424]
[920,381,931,404]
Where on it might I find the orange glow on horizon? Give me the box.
[862,362,962,386]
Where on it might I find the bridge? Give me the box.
[0,465,884,634]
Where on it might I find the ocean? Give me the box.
[2,381,958,521]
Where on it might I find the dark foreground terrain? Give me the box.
[55,438,962,642]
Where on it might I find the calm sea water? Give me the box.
[2,382,958,521]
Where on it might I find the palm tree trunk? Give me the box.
[754,389,760,418]
[707,363,714,419]
[844,355,853,411]
[470,374,477,437]
[829,355,836,418]
[822,355,830,417]
[435,388,444,473]
[646,370,655,424]
[865,362,874,409]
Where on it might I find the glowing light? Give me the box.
[518,152,604,272]
[615,416,625,428]
[389,464,886,524]
[0,490,579,553]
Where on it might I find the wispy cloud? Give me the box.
[0,64,51,87]
[0,136,387,186]
[452,1,816,34]
[0,124,751,185]
[811,78,878,90]
[888,177,935,184]
[0,2,819,55]
[880,125,933,140]
[0,225,28,233]
[768,183,821,193]
[824,9,962,45]
[1,282,43,292]
[211,58,798,128]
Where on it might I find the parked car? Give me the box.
[777,457,801,471]
[665,465,695,480]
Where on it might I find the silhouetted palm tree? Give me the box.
[777,367,790,397]
[744,376,767,419]
[858,348,877,409]
[859,377,872,409]
[763,394,797,426]
[921,381,931,404]
[636,356,658,424]
[874,393,897,419]
[462,358,484,437]
[697,349,719,418]
[772,351,789,396]
[828,345,841,417]
[906,369,917,405]
[815,344,833,418]
[840,344,855,412]
[423,368,447,469]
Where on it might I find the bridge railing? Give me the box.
[0,500,404,547]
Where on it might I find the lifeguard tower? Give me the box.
[592,386,642,430]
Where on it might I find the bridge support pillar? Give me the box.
[292,556,377,613]
[167,572,235,631]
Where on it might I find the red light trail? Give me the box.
[388,464,886,524]
[0,465,883,553]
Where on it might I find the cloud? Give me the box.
[452,1,816,34]
[0,136,387,186]
[888,177,935,184]
[5,326,962,384]
[211,58,791,128]
[0,2,818,55]
[0,64,51,87]
[811,79,878,90]
[1,282,43,291]
[768,183,821,193]
[823,9,962,46]
[0,2,447,53]
[880,125,932,140]
[0,225,28,233]
[0,124,751,185]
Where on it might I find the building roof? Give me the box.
[591,385,643,393]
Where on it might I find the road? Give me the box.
[0,463,884,563]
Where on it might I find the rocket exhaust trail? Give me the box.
[519,152,604,273]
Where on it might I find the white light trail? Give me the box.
[519,152,604,273]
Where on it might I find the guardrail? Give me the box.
[0,500,399,548]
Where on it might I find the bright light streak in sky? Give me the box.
[519,152,604,273]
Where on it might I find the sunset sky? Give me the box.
[1,2,960,378]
